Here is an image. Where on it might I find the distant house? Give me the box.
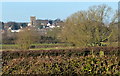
[36,20,49,26]
[6,22,28,33]
[8,25,22,32]
[2,20,26,33]
[30,16,63,29]
[11,29,21,33]
[1,16,64,34]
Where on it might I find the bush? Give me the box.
[2,55,120,75]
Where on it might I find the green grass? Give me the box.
[1,47,74,51]
[0,44,18,46]
[0,43,71,46]
[0,43,73,51]
[0,42,118,51]
[29,47,74,50]
[0,42,118,47]
[31,43,72,46]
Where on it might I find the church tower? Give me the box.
[30,16,36,26]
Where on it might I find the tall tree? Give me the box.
[59,4,115,47]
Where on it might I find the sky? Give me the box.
[1,2,118,22]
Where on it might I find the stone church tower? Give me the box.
[30,16,36,26]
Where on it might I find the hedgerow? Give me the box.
[2,46,120,75]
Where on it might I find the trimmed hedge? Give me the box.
[2,46,120,75]
[2,46,120,61]
[2,55,120,75]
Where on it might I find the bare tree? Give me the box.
[59,4,116,47]
[15,27,39,50]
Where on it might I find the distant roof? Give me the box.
[11,25,21,30]
[36,19,49,23]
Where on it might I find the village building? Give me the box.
[1,16,64,34]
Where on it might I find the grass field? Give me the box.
[0,42,118,50]
[0,43,72,46]
[0,43,73,51]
